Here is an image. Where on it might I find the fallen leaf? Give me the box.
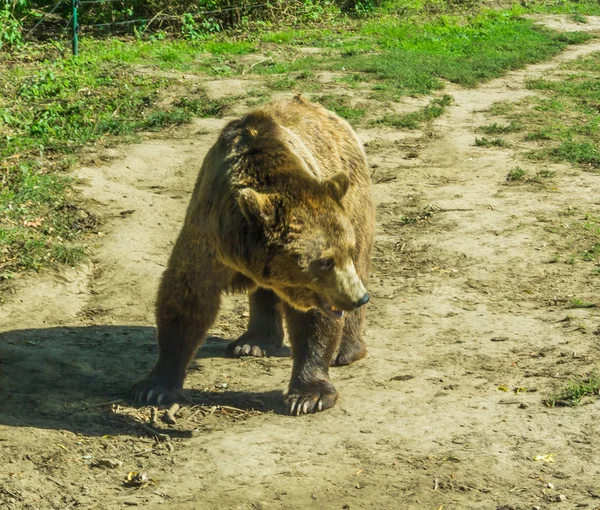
[23,217,43,227]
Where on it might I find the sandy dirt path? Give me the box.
[1,18,600,510]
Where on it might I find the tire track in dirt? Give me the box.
[1,20,600,510]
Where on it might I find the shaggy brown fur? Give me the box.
[131,95,375,415]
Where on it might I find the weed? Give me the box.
[550,142,600,169]
[568,298,596,309]
[543,212,600,267]
[536,169,556,179]
[581,243,600,262]
[0,9,22,49]
[267,76,298,91]
[524,129,554,141]
[478,121,522,135]
[487,101,515,116]
[373,94,453,129]
[506,167,527,181]
[398,208,435,225]
[570,13,588,24]
[475,137,511,148]
[175,96,232,117]
[545,372,600,407]
[315,95,365,124]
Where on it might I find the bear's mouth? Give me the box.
[317,296,345,319]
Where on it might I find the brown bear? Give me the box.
[132,95,375,415]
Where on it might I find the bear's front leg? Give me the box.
[227,288,284,358]
[131,258,225,406]
[283,305,343,415]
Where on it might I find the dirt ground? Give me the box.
[2,16,600,510]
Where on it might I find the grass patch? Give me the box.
[475,137,511,148]
[505,167,556,185]
[478,121,522,135]
[249,10,591,100]
[326,12,591,97]
[486,52,600,171]
[544,213,600,266]
[549,141,600,169]
[528,1,600,16]
[506,167,527,181]
[545,372,600,407]
[315,95,366,124]
[373,94,453,129]
[567,298,597,309]
[0,50,232,274]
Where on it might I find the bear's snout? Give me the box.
[354,292,370,308]
[329,261,369,311]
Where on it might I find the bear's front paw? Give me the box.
[285,381,338,416]
[130,377,184,406]
[331,339,367,367]
[226,332,281,358]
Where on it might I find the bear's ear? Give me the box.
[325,172,350,203]
[238,188,276,226]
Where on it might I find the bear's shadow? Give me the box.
[0,325,289,437]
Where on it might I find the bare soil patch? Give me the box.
[2,19,600,510]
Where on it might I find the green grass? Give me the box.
[486,52,600,171]
[478,121,522,135]
[544,213,600,266]
[0,2,597,275]
[505,167,557,185]
[523,0,600,16]
[475,137,511,148]
[567,298,597,309]
[373,94,453,129]
[249,10,591,100]
[315,95,366,124]
[549,141,600,169]
[329,12,590,97]
[506,167,527,181]
[545,372,600,407]
[0,51,232,275]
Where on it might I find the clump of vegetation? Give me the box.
[486,52,600,171]
[567,298,597,309]
[0,55,231,275]
[545,372,600,407]
[373,94,453,129]
[543,213,600,267]
[316,95,366,123]
[505,167,556,185]
[475,137,510,148]
[506,167,527,181]
[478,121,522,135]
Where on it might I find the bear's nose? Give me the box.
[354,292,370,308]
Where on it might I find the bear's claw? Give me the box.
[130,378,184,406]
[226,333,280,358]
[285,384,338,416]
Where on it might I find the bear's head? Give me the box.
[238,172,369,319]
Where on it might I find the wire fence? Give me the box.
[21,0,288,56]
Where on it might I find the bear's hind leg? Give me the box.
[227,288,284,358]
[131,256,226,406]
[331,307,367,367]
[283,305,342,415]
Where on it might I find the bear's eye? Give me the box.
[315,257,334,271]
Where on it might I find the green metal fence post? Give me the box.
[72,0,79,56]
